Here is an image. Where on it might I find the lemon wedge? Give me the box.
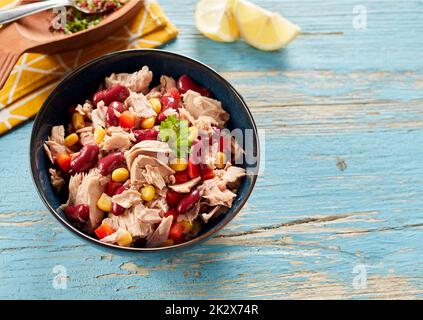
[235,0,301,51]
[195,0,240,42]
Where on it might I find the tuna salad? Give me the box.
[44,67,246,248]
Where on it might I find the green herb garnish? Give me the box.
[159,115,191,157]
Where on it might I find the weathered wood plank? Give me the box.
[0,0,422,299]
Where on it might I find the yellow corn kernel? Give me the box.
[215,152,226,169]
[162,239,174,247]
[94,127,106,144]
[149,98,162,114]
[140,185,156,202]
[169,158,188,172]
[188,126,198,143]
[112,168,129,182]
[97,193,112,212]
[72,112,85,130]
[64,133,79,147]
[180,220,193,234]
[140,116,156,129]
[117,230,133,247]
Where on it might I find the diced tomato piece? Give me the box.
[169,222,184,242]
[168,87,180,101]
[133,129,159,142]
[200,163,215,180]
[160,87,181,110]
[94,223,115,239]
[187,157,200,179]
[164,208,178,223]
[119,111,135,129]
[105,181,123,197]
[174,170,190,184]
[56,153,71,172]
[166,190,185,208]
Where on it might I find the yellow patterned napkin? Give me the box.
[0,0,178,135]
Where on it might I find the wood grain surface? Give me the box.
[0,0,422,299]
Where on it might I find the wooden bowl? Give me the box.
[0,0,143,89]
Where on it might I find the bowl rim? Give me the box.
[30,48,260,253]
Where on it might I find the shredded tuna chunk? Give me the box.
[105,66,153,93]
[49,168,65,192]
[163,107,179,118]
[160,75,177,93]
[77,126,95,146]
[125,91,156,118]
[138,207,162,224]
[146,215,173,247]
[125,140,171,168]
[221,165,246,189]
[44,125,68,163]
[67,173,83,205]
[75,101,93,117]
[183,90,229,127]
[51,125,65,144]
[198,177,237,207]
[179,107,196,124]
[130,155,174,189]
[195,115,218,135]
[100,228,128,244]
[72,169,109,232]
[112,189,141,209]
[91,102,107,128]
[102,131,135,152]
[170,177,201,193]
[104,205,151,238]
[148,197,169,214]
[143,165,167,190]
[201,205,226,222]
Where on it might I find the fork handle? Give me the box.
[0,50,21,90]
[0,0,71,25]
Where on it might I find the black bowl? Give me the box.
[30,49,259,253]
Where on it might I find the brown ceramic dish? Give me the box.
[0,0,143,89]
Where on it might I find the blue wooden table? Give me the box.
[1,0,422,299]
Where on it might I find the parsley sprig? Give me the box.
[159,116,191,157]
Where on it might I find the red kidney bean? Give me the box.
[92,84,130,105]
[176,189,201,214]
[98,151,125,176]
[65,204,89,222]
[111,202,125,216]
[111,185,127,216]
[70,143,99,173]
[177,75,211,97]
[166,190,185,208]
[174,170,190,184]
[114,185,126,195]
[133,129,159,142]
[164,208,178,223]
[105,181,123,197]
[106,101,125,126]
